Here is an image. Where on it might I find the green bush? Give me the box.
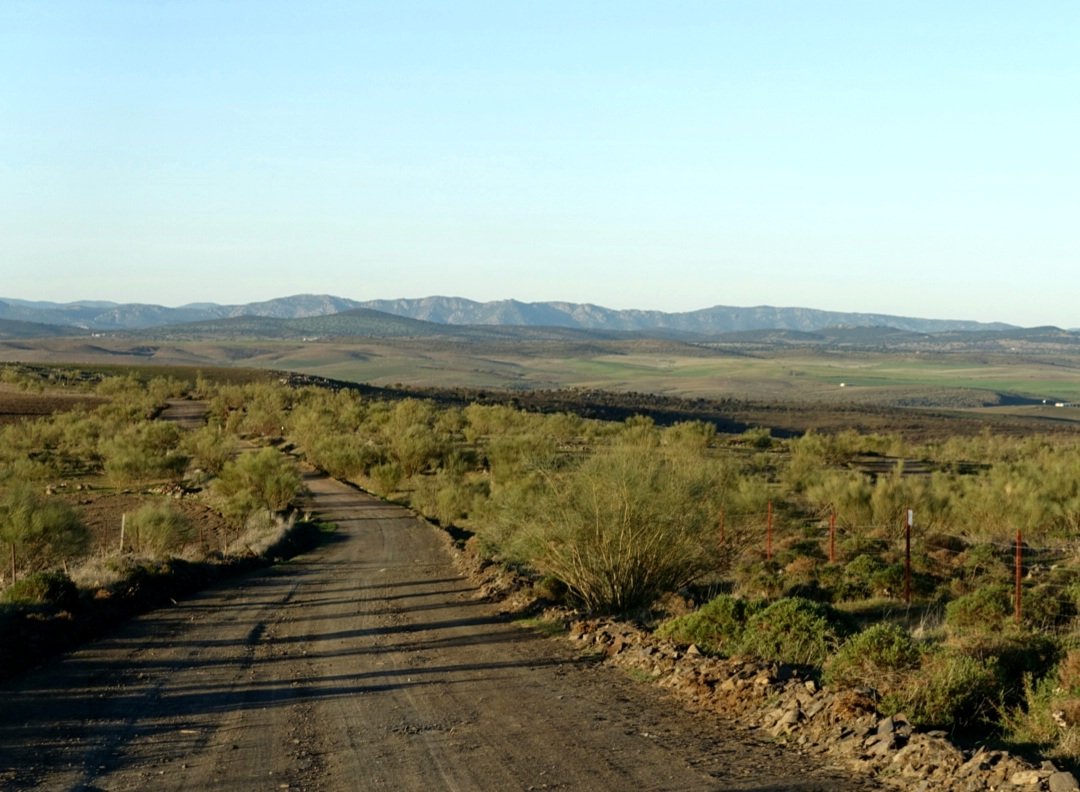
[835,554,883,601]
[390,424,446,477]
[0,484,89,581]
[870,563,907,599]
[1000,671,1080,761]
[409,471,484,528]
[883,648,1000,730]
[1000,650,1080,759]
[1,570,78,608]
[837,534,889,563]
[1022,584,1073,630]
[823,623,921,693]
[737,597,851,666]
[959,543,1009,581]
[961,632,1060,696]
[101,421,188,483]
[305,437,378,480]
[656,594,758,656]
[734,560,785,600]
[183,426,237,476]
[371,461,404,495]
[945,584,1013,635]
[524,444,729,613]
[213,448,302,523]
[126,502,194,558]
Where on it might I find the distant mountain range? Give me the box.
[0,294,1026,338]
[0,295,360,332]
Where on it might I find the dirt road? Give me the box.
[159,398,211,430]
[0,468,877,791]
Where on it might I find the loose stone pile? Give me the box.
[568,618,1079,792]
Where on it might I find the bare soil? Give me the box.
[0,468,879,791]
[0,385,104,425]
[63,490,232,560]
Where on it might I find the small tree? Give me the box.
[0,484,89,583]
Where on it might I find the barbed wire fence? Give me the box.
[717,500,1080,629]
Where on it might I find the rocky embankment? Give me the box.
[569,619,1079,792]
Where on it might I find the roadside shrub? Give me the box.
[662,420,716,452]
[305,437,377,480]
[410,471,483,528]
[837,534,888,563]
[525,444,729,613]
[0,484,89,581]
[656,594,758,656]
[390,424,446,477]
[485,434,558,487]
[962,632,1060,695]
[126,502,194,558]
[737,597,851,667]
[0,570,78,608]
[733,560,784,600]
[869,563,907,599]
[213,448,302,523]
[469,471,545,562]
[230,510,296,558]
[1022,584,1073,630]
[831,555,924,602]
[1060,649,1080,693]
[1001,671,1080,762]
[371,461,404,495]
[823,623,921,694]
[781,555,820,590]
[835,554,883,601]
[883,647,1000,730]
[945,584,1013,636]
[234,382,292,437]
[183,426,237,476]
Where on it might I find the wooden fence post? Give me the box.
[766,501,773,561]
[829,510,836,564]
[904,509,913,604]
[1015,529,1023,625]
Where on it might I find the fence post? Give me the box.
[829,510,836,563]
[904,509,913,604]
[1015,529,1023,625]
[766,501,773,561]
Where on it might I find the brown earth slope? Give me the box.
[0,469,878,791]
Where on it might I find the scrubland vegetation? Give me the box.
[3,362,1080,761]
[0,366,309,678]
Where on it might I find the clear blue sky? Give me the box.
[2,1,1077,327]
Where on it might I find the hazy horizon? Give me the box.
[3,2,1077,328]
